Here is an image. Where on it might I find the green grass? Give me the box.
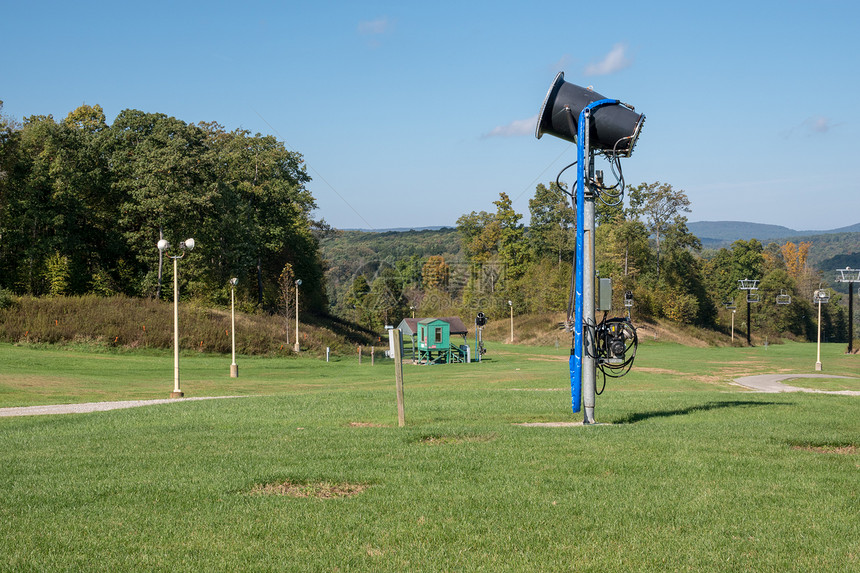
[1,341,858,571]
[785,377,860,392]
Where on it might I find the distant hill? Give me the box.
[686,221,860,278]
[340,226,453,233]
[688,220,860,243]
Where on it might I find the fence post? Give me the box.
[393,329,405,427]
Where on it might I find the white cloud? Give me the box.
[358,18,391,35]
[584,44,631,76]
[550,55,572,72]
[781,115,840,138]
[483,115,537,138]
[804,115,834,134]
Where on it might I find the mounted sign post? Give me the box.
[536,72,644,423]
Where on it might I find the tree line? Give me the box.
[333,179,850,343]
[1,100,849,343]
[0,102,326,312]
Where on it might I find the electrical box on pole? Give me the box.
[597,278,612,311]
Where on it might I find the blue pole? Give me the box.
[571,98,618,414]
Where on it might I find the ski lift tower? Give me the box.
[836,267,860,354]
[738,279,759,346]
[813,288,832,370]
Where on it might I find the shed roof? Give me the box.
[397,317,468,336]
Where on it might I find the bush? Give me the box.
[660,290,700,324]
[0,289,13,310]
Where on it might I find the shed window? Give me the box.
[435,328,443,343]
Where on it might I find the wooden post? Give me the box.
[358,345,362,364]
[393,329,405,427]
[388,328,406,428]
[371,346,375,366]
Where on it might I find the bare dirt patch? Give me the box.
[249,480,368,498]
[507,388,566,392]
[635,367,685,376]
[635,322,710,347]
[418,434,495,446]
[688,375,725,385]
[792,445,857,455]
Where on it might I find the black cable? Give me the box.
[556,160,577,200]
[593,313,638,381]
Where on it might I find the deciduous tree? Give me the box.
[627,181,692,280]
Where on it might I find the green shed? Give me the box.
[396,317,469,363]
[418,318,450,352]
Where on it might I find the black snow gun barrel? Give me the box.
[535,72,644,157]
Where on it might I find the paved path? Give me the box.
[0,396,244,417]
[733,374,860,395]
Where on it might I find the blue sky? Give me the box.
[3,1,859,232]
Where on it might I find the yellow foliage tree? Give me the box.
[422,256,450,291]
[779,241,811,280]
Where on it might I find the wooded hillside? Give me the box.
[319,182,855,344]
[0,102,326,312]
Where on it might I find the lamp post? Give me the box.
[157,238,195,398]
[229,277,238,378]
[410,305,415,319]
[294,279,302,352]
[814,288,831,371]
[731,309,736,341]
[508,300,513,343]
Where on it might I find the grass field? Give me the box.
[1,340,858,571]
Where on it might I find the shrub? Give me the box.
[0,289,13,310]
[660,290,699,324]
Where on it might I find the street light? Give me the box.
[157,238,195,398]
[410,305,415,319]
[814,288,831,371]
[731,309,736,342]
[508,300,514,343]
[724,298,737,342]
[229,277,238,378]
[294,279,302,352]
